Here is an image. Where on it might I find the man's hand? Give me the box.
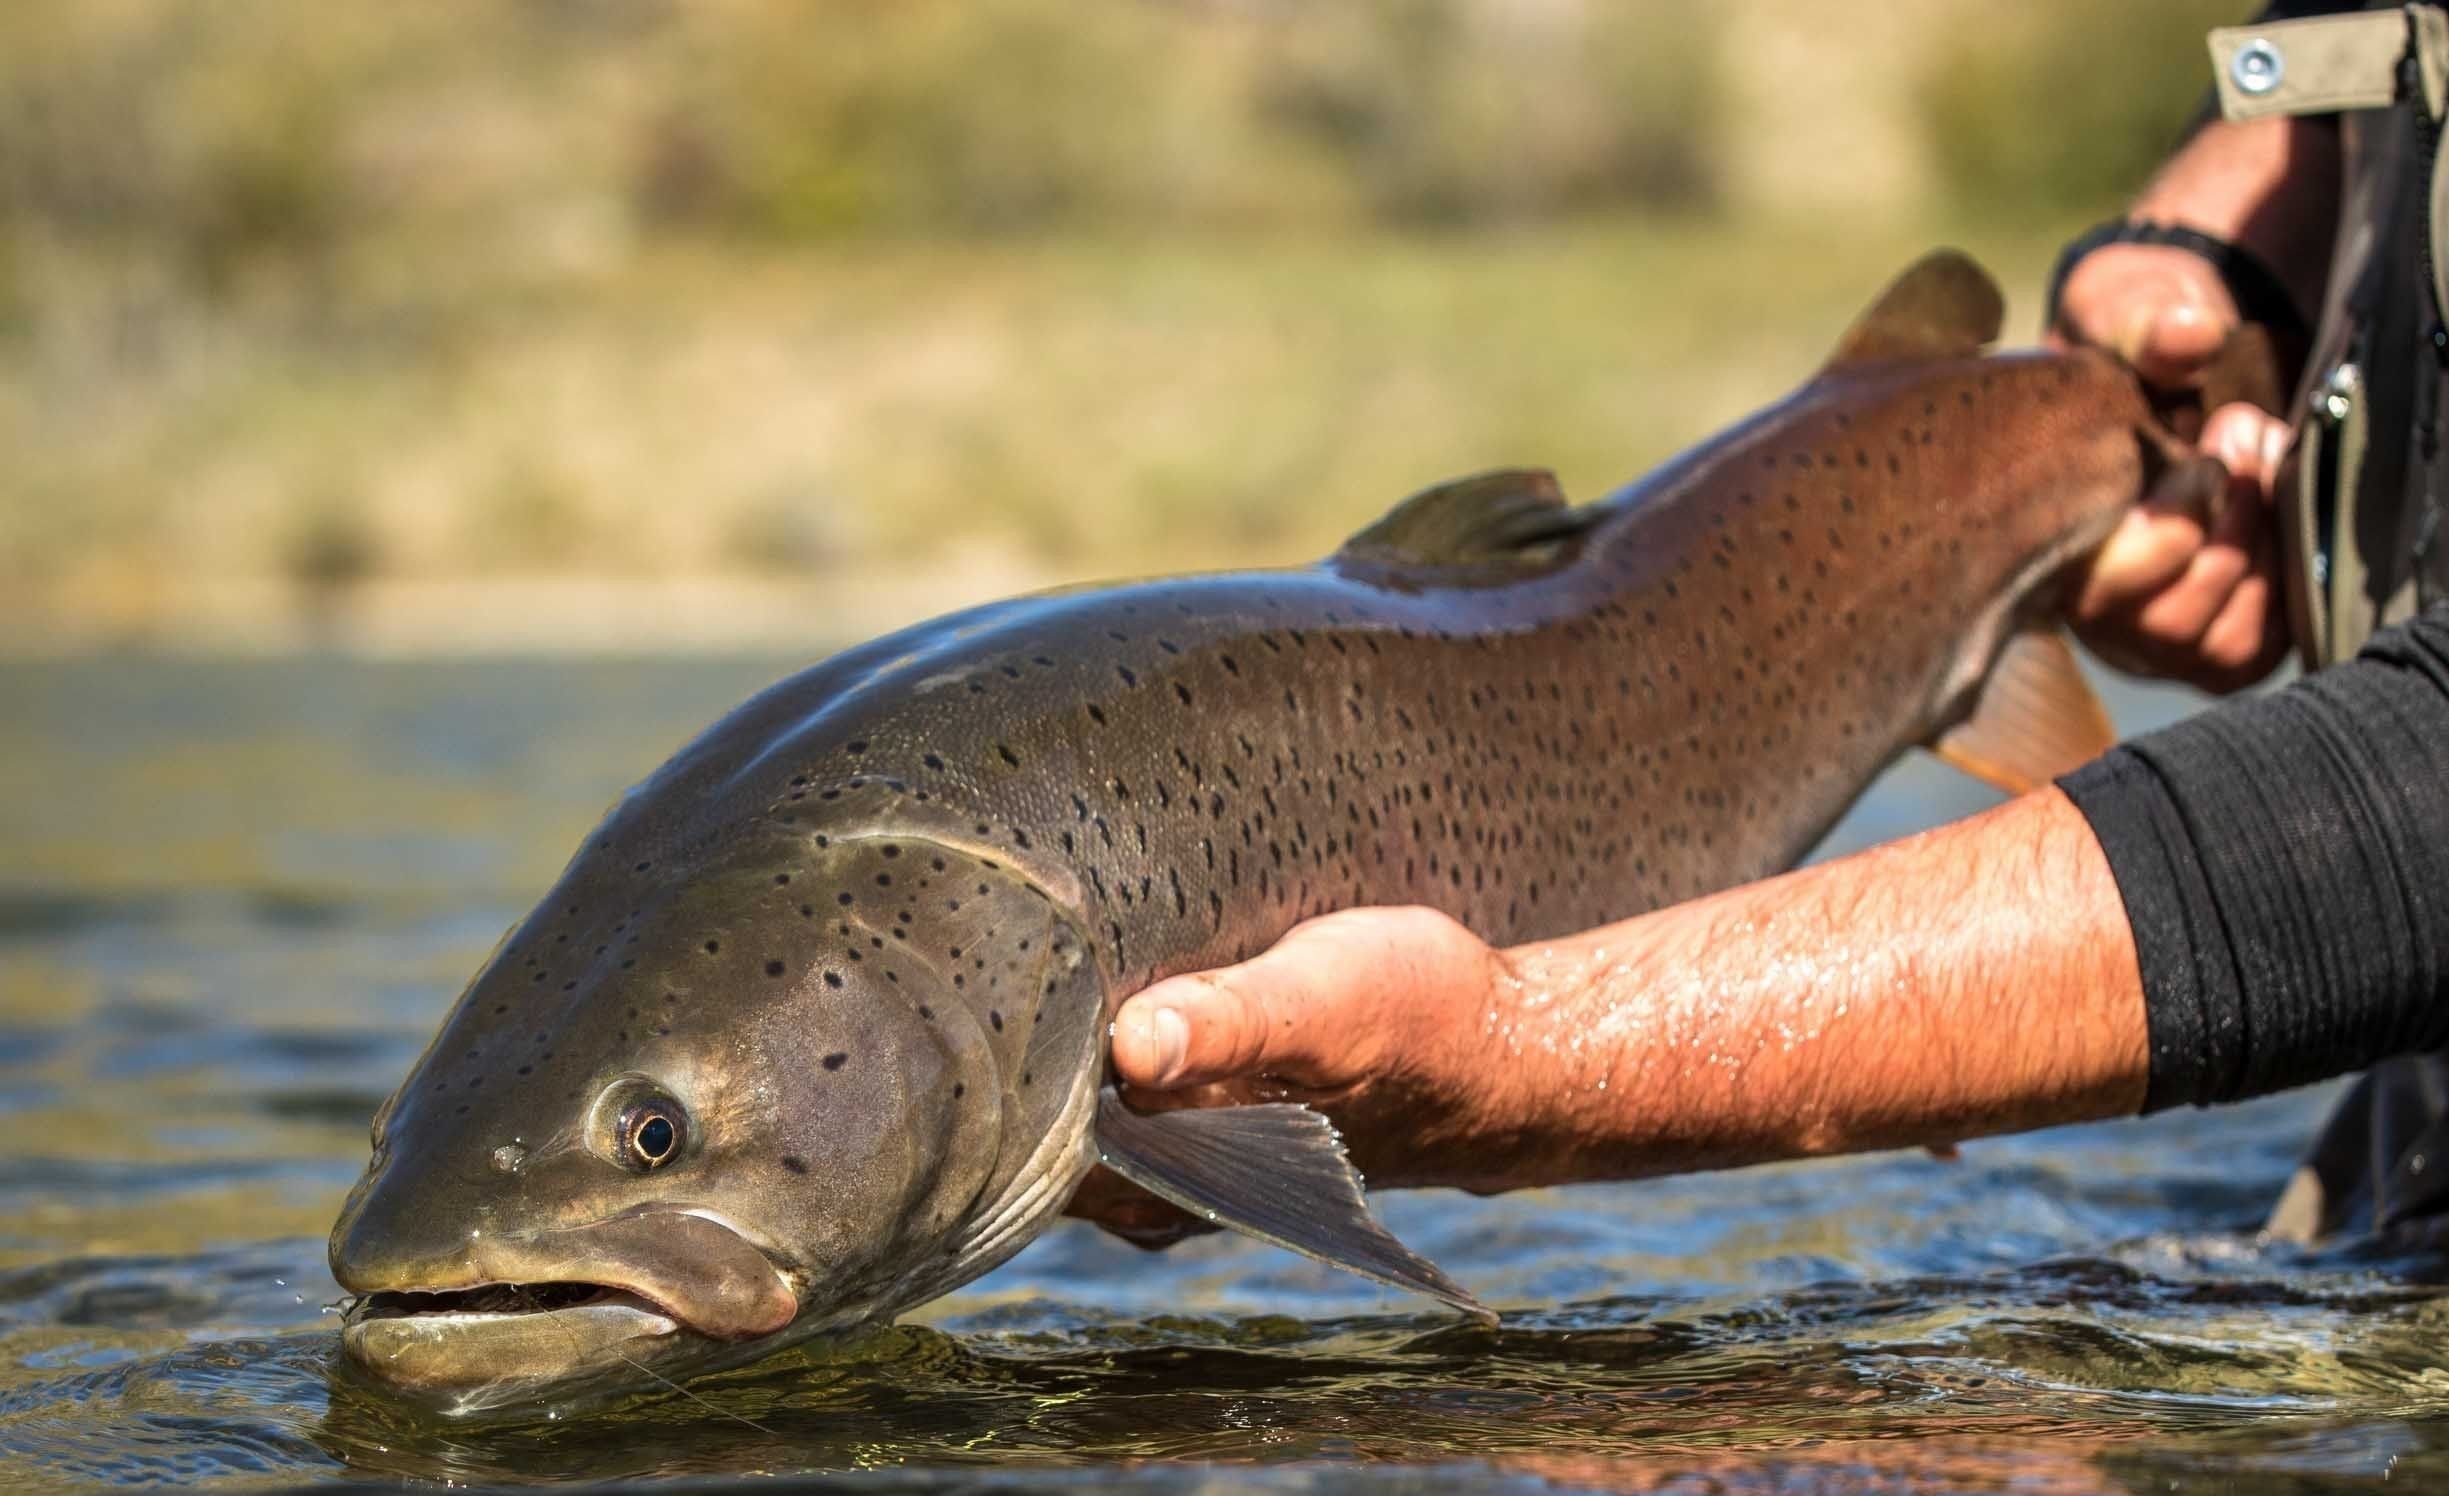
[1065,906,1546,1246]
[1067,792,2153,1245]
[2052,243,2292,693]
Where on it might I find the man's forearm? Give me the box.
[1497,788,2149,1183]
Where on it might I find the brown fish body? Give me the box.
[627,346,2150,992]
[328,254,2176,1414]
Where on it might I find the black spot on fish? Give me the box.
[704,940,720,954]
[765,960,786,977]
[823,1052,847,1070]
[997,744,1021,768]
[774,873,791,886]
[990,1010,1003,1032]
[782,1155,809,1174]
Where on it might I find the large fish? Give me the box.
[329,252,2220,1414]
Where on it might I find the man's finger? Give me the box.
[2077,507,2209,617]
[2197,563,2280,682]
[2130,537,2252,647]
[2055,245,2236,388]
[1111,934,1364,1091]
[2202,401,2289,494]
[2128,298,2230,387]
[1110,906,1479,1092]
[1062,1163,1216,1248]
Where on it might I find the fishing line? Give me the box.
[510,1281,781,1438]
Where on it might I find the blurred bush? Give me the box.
[0,0,2252,646]
[0,0,1727,296]
[1917,0,2240,226]
[640,0,1724,238]
[0,2,369,297]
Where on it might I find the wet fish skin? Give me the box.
[329,253,2174,1413]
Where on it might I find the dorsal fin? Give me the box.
[1334,468,1592,575]
[1822,249,2004,372]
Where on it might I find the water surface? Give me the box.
[2,655,2440,1493]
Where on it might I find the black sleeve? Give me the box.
[2058,604,2449,1110]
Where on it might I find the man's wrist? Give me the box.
[2047,219,2306,344]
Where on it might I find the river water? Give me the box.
[4,654,2444,1493]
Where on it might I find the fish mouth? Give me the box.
[337,1277,697,1412]
[330,1208,802,1413]
[347,1279,680,1327]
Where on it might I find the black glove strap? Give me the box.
[2044,218,2310,346]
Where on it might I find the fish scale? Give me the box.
[328,251,2223,1415]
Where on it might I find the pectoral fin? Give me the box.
[1929,629,2115,794]
[1093,1088,1495,1324]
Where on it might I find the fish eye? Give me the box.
[618,1099,686,1170]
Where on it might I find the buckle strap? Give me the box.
[2044,219,2309,349]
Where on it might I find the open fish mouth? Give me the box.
[328,1206,804,1412]
[337,1277,702,1412]
[346,1280,680,1328]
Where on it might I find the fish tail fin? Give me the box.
[1928,628,2115,795]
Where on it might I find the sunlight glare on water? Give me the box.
[3,656,2447,1493]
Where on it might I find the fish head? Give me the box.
[329,827,1097,1415]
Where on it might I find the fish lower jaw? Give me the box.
[338,1283,708,1414]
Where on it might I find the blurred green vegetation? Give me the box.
[1919,0,2240,226]
[0,0,2248,647]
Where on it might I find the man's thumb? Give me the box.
[1111,973,1272,1090]
[1107,906,1476,1092]
[2127,297,2231,386]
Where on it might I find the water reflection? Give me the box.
[1,656,2443,1492]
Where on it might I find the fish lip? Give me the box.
[344,1279,690,1332]
[330,1207,802,1351]
[336,1286,694,1414]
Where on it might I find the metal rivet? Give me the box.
[2319,362,2362,423]
[2231,38,2284,97]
